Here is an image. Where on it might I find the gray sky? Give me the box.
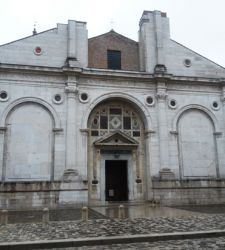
[1,0,225,66]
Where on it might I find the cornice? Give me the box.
[0,63,63,75]
[0,63,224,85]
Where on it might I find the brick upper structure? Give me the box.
[88,30,139,71]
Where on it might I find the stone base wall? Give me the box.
[152,179,225,205]
[2,180,225,209]
[0,181,88,209]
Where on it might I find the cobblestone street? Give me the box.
[1,204,225,249]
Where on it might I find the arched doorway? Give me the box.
[87,99,146,202]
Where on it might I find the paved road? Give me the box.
[1,204,225,249]
[2,214,225,242]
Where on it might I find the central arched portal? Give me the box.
[87,99,146,203]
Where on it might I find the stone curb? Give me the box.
[1,230,225,249]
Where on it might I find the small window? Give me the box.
[123,117,131,129]
[213,101,218,108]
[53,93,63,104]
[81,93,88,101]
[0,91,8,100]
[133,131,140,137]
[168,99,177,109]
[34,46,42,55]
[184,58,191,67]
[79,92,89,103]
[107,50,121,70]
[100,116,108,129]
[212,101,220,110]
[110,108,122,115]
[91,130,99,136]
[146,96,155,106]
[0,90,9,102]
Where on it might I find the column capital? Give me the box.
[65,85,78,95]
[156,91,168,100]
[156,81,167,100]
[65,75,79,95]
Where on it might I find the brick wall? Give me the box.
[88,30,139,71]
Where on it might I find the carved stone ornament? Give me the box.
[136,178,142,183]
[65,85,78,94]
[65,57,81,68]
[154,64,167,74]
[159,168,175,180]
[156,90,168,100]
[62,169,82,183]
[220,95,225,103]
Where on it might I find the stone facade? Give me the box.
[0,10,225,208]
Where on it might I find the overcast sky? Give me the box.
[0,0,225,66]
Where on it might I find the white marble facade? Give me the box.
[0,10,225,208]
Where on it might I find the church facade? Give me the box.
[1,10,225,208]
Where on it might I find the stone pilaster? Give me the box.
[144,130,154,200]
[156,80,169,170]
[79,129,89,181]
[65,76,78,170]
[220,85,225,105]
[219,83,225,177]
[0,127,6,181]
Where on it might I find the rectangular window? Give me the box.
[123,117,131,129]
[100,116,108,129]
[107,50,121,70]
[91,130,99,136]
[133,131,140,137]
[110,108,122,115]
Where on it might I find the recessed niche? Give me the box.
[34,46,42,55]
[184,58,192,67]
[145,96,155,106]
[168,99,177,109]
[53,94,63,104]
[212,101,220,110]
[79,92,89,103]
[0,91,9,102]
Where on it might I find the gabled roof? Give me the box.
[88,29,137,43]
[94,131,139,147]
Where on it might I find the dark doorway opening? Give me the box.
[105,160,128,201]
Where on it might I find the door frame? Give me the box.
[105,160,128,201]
[100,152,134,202]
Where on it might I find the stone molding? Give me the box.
[170,130,178,135]
[0,97,62,129]
[81,91,153,131]
[171,104,221,133]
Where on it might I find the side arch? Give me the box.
[171,104,220,133]
[81,92,153,131]
[0,97,61,129]
[174,105,219,178]
[0,97,62,181]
